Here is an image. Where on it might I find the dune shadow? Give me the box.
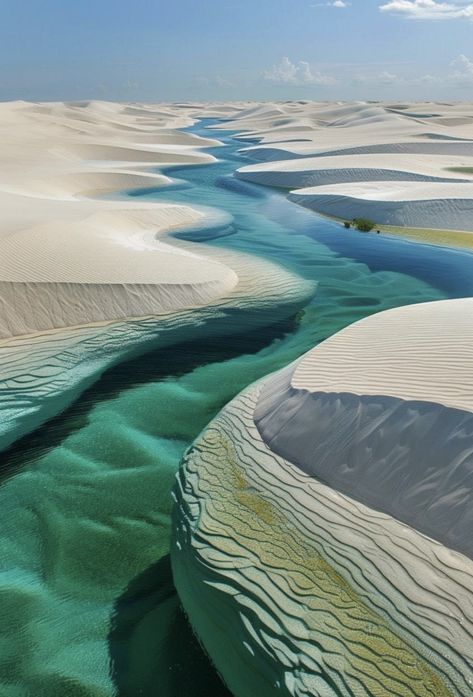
[109,554,233,697]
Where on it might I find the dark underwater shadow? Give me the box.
[0,311,300,483]
[108,555,233,697]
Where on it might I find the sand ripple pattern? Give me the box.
[172,382,473,696]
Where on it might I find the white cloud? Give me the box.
[263,57,337,85]
[349,54,473,88]
[406,54,473,84]
[215,75,235,88]
[379,0,473,20]
[194,74,236,89]
[354,71,402,85]
[450,53,473,83]
[311,0,350,7]
[451,53,473,74]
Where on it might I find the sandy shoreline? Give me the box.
[0,100,241,337]
[174,299,473,697]
[227,101,473,234]
[3,99,473,697]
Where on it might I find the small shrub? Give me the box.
[353,217,376,232]
[343,221,351,229]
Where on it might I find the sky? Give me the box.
[1,0,473,102]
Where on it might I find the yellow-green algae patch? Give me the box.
[375,225,473,251]
[312,209,473,251]
[193,427,454,697]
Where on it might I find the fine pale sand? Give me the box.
[4,99,473,339]
[291,297,473,409]
[0,100,241,337]
[0,98,322,452]
[227,101,473,232]
[4,99,473,697]
[173,299,473,697]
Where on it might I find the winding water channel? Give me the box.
[2,120,473,696]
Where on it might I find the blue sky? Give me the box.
[1,0,473,101]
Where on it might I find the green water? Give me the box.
[0,120,468,697]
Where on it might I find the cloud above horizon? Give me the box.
[263,57,337,85]
[311,1,350,8]
[261,53,473,94]
[358,53,473,86]
[379,0,473,20]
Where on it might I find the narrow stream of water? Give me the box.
[1,120,473,697]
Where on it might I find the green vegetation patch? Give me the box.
[353,217,376,232]
[446,167,473,175]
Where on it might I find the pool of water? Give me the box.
[1,119,473,697]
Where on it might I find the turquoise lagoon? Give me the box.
[1,120,473,696]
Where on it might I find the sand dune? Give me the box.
[0,204,238,337]
[56,142,215,165]
[290,181,473,231]
[241,139,473,162]
[0,100,241,337]
[218,101,473,232]
[173,299,473,697]
[4,99,473,697]
[0,97,315,447]
[237,152,473,188]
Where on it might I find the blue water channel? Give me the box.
[1,119,473,697]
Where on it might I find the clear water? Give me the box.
[1,120,473,697]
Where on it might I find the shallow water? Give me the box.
[1,119,473,697]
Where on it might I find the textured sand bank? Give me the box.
[173,298,473,697]
[0,100,245,337]
[223,101,473,233]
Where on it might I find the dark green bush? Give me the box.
[353,217,375,232]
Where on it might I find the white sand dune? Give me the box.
[292,298,473,409]
[218,101,473,231]
[290,181,473,231]
[0,100,240,338]
[173,299,473,697]
[0,204,238,337]
[240,139,473,162]
[0,98,316,448]
[237,152,473,188]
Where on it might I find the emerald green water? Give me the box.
[1,120,473,697]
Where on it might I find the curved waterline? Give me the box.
[1,118,473,696]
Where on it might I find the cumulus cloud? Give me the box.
[408,54,473,84]
[379,0,473,20]
[451,53,473,74]
[263,57,337,85]
[347,54,473,89]
[449,54,473,83]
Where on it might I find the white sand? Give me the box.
[289,181,473,230]
[224,101,473,231]
[292,298,473,410]
[255,299,473,559]
[0,100,241,337]
[0,98,316,445]
[237,152,473,187]
[173,299,473,697]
